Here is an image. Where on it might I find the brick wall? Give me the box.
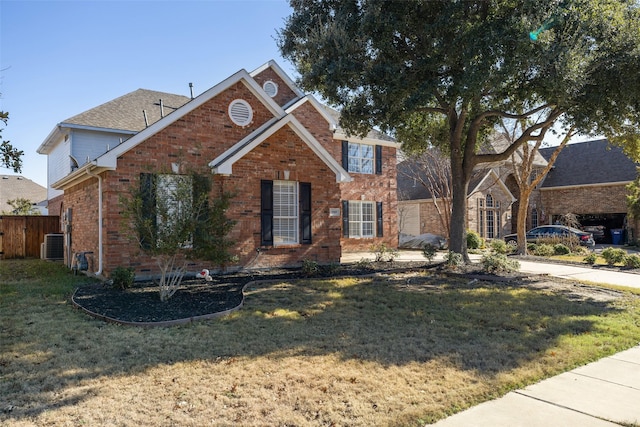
[251,67,299,108]
[63,82,346,277]
[540,184,629,217]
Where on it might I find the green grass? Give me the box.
[2,260,640,426]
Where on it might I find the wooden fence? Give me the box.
[0,216,61,259]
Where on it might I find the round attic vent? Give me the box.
[228,99,253,126]
[263,80,278,97]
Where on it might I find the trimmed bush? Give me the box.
[533,244,555,257]
[584,253,598,265]
[466,230,484,250]
[111,267,135,290]
[422,243,438,263]
[490,239,508,255]
[624,254,640,269]
[370,243,398,262]
[445,251,464,268]
[553,244,570,255]
[527,243,537,253]
[601,247,627,266]
[301,259,320,277]
[481,253,520,274]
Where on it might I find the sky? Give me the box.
[0,0,296,187]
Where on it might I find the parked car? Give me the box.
[583,225,606,243]
[503,225,595,247]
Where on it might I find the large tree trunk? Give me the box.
[449,151,470,262]
[516,188,532,255]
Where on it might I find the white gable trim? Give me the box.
[469,169,516,203]
[285,95,338,131]
[250,60,304,98]
[52,69,287,189]
[210,115,351,183]
[94,69,285,169]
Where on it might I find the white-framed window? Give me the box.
[228,99,253,126]
[140,173,194,249]
[347,142,374,174]
[478,194,501,239]
[531,208,538,229]
[273,180,298,245]
[348,201,375,238]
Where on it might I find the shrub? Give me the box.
[370,243,398,262]
[301,259,320,277]
[481,253,520,274]
[624,254,640,269]
[601,247,627,266]
[584,253,598,265]
[553,244,570,255]
[527,242,537,253]
[355,258,373,270]
[444,251,464,268]
[422,243,438,263]
[533,244,555,257]
[466,230,484,250]
[489,239,508,254]
[111,266,135,290]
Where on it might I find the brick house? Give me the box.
[398,138,639,245]
[37,60,399,277]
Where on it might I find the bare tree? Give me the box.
[502,119,576,254]
[399,148,452,237]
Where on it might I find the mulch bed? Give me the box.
[72,264,413,326]
[73,259,622,327]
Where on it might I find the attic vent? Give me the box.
[228,99,253,126]
[263,80,278,97]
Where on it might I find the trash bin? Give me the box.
[611,229,623,245]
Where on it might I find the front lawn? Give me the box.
[2,259,640,426]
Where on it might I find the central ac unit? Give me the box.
[42,234,64,260]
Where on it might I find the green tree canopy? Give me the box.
[278,0,640,258]
[0,111,24,173]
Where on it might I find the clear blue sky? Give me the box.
[1,0,296,187]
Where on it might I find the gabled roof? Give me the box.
[210,115,351,183]
[250,60,304,98]
[53,68,285,190]
[37,89,191,154]
[539,139,638,189]
[321,106,399,147]
[0,175,46,213]
[397,158,515,203]
[478,133,548,168]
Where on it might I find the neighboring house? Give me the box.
[36,60,399,277]
[0,175,47,214]
[398,138,639,244]
[538,139,639,243]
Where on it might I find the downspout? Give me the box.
[86,167,103,276]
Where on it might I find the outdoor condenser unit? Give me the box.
[41,234,64,260]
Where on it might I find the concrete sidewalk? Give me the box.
[341,250,640,426]
[432,345,640,426]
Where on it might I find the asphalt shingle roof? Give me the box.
[0,175,47,213]
[63,89,192,132]
[539,139,638,188]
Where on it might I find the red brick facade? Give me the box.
[57,63,398,277]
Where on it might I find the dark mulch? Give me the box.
[72,263,432,324]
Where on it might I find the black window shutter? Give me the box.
[191,173,210,250]
[140,173,157,249]
[375,145,382,175]
[376,201,383,237]
[342,200,349,238]
[341,140,349,170]
[261,180,273,246]
[300,182,312,244]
